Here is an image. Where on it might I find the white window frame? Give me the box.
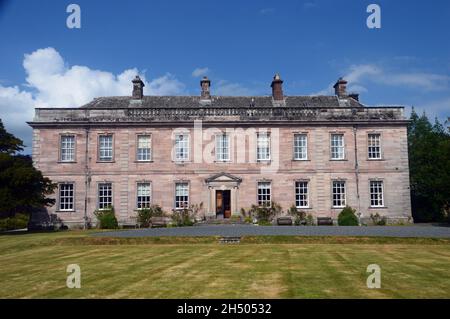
[332,180,346,208]
[137,135,152,162]
[257,181,271,206]
[215,133,230,162]
[60,135,75,162]
[98,183,113,210]
[293,134,308,160]
[256,132,271,161]
[136,182,152,209]
[330,134,345,160]
[98,134,114,162]
[58,183,74,211]
[368,133,382,160]
[174,133,189,161]
[370,180,385,207]
[175,182,189,209]
[295,181,309,208]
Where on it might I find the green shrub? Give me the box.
[288,205,307,226]
[370,213,387,226]
[258,220,272,226]
[137,204,166,228]
[94,206,118,229]
[171,203,203,227]
[338,206,359,226]
[249,201,282,223]
[305,214,315,226]
[0,213,29,231]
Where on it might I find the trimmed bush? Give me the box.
[94,206,118,229]
[338,206,359,226]
[0,213,29,231]
[305,213,315,226]
[370,213,387,226]
[288,205,306,225]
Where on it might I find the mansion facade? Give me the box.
[28,75,412,227]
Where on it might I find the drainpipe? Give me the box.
[353,126,361,225]
[84,127,90,229]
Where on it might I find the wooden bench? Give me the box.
[119,216,139,228]
[317,217,333,226]
[150,216,167,228]
[277,217,293,226]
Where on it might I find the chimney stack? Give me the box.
[132,75,145,99]
[333,77,347,98]
[271,73,284,101]
[200,76,211,100]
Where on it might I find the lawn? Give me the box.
[0,231,450,298]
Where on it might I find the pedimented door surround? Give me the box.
[205,172,242,218]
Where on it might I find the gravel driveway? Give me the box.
[93,224,450,238]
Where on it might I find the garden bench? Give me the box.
[277,217,293,226]
[317,217,333,226]
[150,217,167,228]
[119,216,139,228]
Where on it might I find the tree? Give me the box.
[0,119,56,219]
[408,109,450,222]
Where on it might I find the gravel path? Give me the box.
[93,224,450,238]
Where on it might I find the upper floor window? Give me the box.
[295,181,309,208]
[59,183,74,211]
[216,133,230,161]
[368,134,381,159]
[175,134,189,161]
[137,182,151,209]
[98,183,112,209]
[60,135,75,162]
[370,181,384,207]
[257,182,271,206]
[137,135,152,161]
[257,132,271,161]
[293,134,308,160]
[99,135,113,161]
[332,181,346,208]
[330,134,345,160]
[175,182,189,209]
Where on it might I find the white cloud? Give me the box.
[215,80,255,96]
[192,67,209,78]
[0,47,185,152]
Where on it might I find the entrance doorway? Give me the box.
[216,190,231,218]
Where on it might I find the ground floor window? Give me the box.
[137,182,151,208]
[59,183,74,211]
[295,181,309,208]
[175,182,189,209]
[370,180,384,207]
[332,181,346,208]
[257,182,271,206]
[98,183,112,209]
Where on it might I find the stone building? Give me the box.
[28,75,412,227]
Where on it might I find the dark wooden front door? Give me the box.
[216,190,231,218]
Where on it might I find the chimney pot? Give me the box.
[333,77,348,98]
[200,76,211,100]
[271,73,284,101]
[132,75,145,99]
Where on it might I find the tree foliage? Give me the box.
[0,119,56,219]
[408,109,450,222]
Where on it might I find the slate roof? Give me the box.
[80,95,365,109]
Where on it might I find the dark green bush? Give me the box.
[137,204,166,228]
[0,213,29,231]
[305,214,315,226]
[171,203,203,226]
[94,206,118,229]
[338,206,359,226]
[370,213,387,226]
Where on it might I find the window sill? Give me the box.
[292,159,310,162]
[367,158,384,161]
[173,160,191,165]
[368,206,387,209]
[55,210,75,213]
[134,160,154,163]
[330,159,348,161]
[257,160,272,163]
[295,207,312,210]
[214,160,232,163]
[331,206,346,209]
[96,160,115,163]
[58,161,77,164]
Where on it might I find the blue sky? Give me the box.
[0,0,449,152]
